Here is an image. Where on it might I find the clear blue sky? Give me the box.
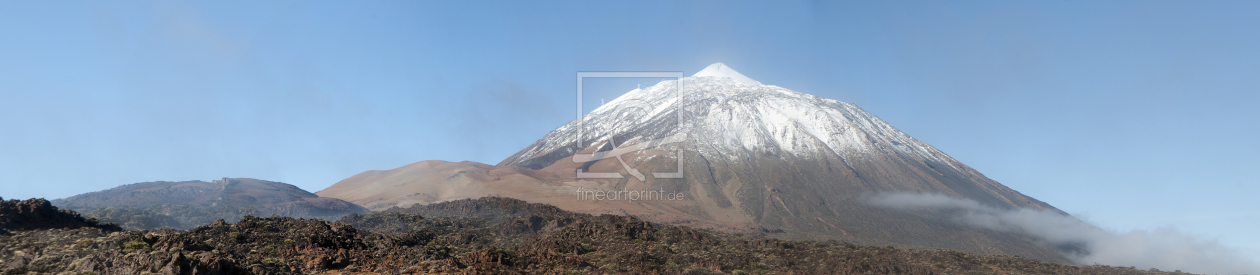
[3,0,1257,259]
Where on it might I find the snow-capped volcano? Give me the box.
[325,63,1072,262]
[493,63,1068,260]
[506,63,970,186]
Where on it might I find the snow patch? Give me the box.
[693,63,762,85]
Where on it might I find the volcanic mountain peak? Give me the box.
[693,62,761,85]
[325,63,1068,261]
[507,63,958,172]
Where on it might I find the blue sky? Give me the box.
[2,0,1258,262]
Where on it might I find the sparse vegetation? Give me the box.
[122,240,150,251]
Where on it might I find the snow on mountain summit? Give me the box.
[693,63,762,85]
[502,62,961,174]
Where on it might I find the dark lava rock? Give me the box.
[0,197,1185,275]
[0,197,120,232]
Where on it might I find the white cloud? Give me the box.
[867,192,1259,274]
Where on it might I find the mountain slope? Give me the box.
[317,161,566,210]
[322,63,1072,262]
[503,62,1055,213]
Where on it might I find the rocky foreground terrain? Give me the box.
[2,196,1189,274]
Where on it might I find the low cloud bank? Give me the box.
[866,192,1258,274]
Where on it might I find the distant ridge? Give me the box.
[54,178,368,228]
